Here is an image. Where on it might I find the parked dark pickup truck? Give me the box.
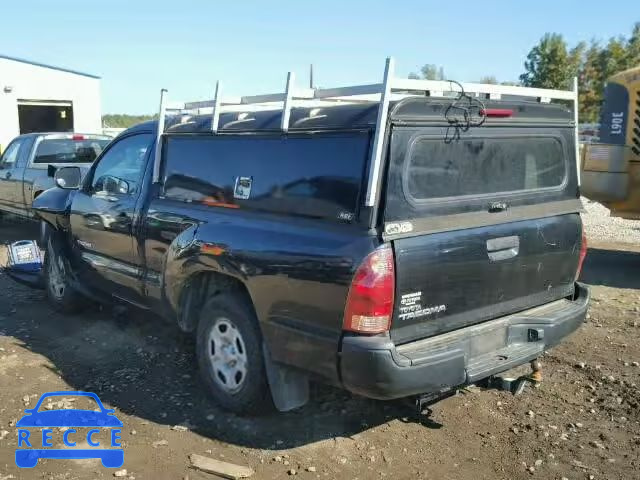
[30,77,589,414]
[0,133,110,218]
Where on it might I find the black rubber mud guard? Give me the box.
[262,343,309,412]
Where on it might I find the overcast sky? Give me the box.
[1,0,636,114]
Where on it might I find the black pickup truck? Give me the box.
[30,87,589,414]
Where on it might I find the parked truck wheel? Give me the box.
[44,238,86,313]
[196,294,273,415]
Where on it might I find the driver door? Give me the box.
[69,132,153,304]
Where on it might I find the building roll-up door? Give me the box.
[17,100,74,134]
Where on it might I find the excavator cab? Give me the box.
[581,66,640,219]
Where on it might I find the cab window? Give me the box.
[90,134,152,195]
[0,138,25,169]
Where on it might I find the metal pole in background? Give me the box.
[152,89,167,184]
[211,81,221,133]
[573,76,580,185]
[281,72,295,132]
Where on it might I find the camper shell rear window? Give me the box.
[383,126,577,223]
[405,135,567,203]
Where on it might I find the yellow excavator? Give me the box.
[581,65,640,218]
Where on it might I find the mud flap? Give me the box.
[262,343,309,412]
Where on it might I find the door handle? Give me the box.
[488,201,508,213]
[487,235,520,261]
[5,171,11,179]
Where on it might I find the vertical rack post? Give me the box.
[211,81,221,133]
[364,56,394,207]
[573,76,580,185]
[152,88,168,184]
[281,72,295,132]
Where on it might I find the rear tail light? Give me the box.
[480,108,514,118]
[343,245,395,334]
[576,225,588,280]
[72,135,85,141]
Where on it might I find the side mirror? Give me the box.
[102,175,130,195]
[54,166,82,189]
[116,179,130,195]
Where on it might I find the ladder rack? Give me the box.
[153,57,579,205]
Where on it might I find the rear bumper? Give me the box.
[339,282,590,400]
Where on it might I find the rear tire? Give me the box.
[196,293,273,415]
[44,237,86,314]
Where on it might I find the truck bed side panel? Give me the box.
[143,200,376,383]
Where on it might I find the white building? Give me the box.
[0,54,102,150]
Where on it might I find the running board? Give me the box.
[466,343,544,383]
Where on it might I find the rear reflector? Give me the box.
[480,108,514,118]
[343,245,395,334]
[575,225,588,280]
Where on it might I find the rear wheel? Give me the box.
[44,238,85,313]
[196,293,273,415]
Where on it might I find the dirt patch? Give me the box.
[0,219,639,479]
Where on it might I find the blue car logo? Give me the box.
[15,391,123,468]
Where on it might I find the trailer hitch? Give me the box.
[414,390,455,416]
[483,359,543,395]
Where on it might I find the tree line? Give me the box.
[102,114,155,128]
[409,22,640,122]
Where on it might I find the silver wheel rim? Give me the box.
[48,253,66,300]
[207,318,248,394]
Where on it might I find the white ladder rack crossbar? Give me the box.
[391,78,576,102]
[177,81,573,113]
[153,56,579,205]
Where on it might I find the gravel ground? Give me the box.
[582,197,640,244]
[1,214,640,480]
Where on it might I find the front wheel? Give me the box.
[44,238,86,313]
[196,293,273,415]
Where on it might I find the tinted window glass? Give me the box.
[91,134,152,195]
[34,138,110,164]
[407,136,566,200]
[163,133,370,221]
